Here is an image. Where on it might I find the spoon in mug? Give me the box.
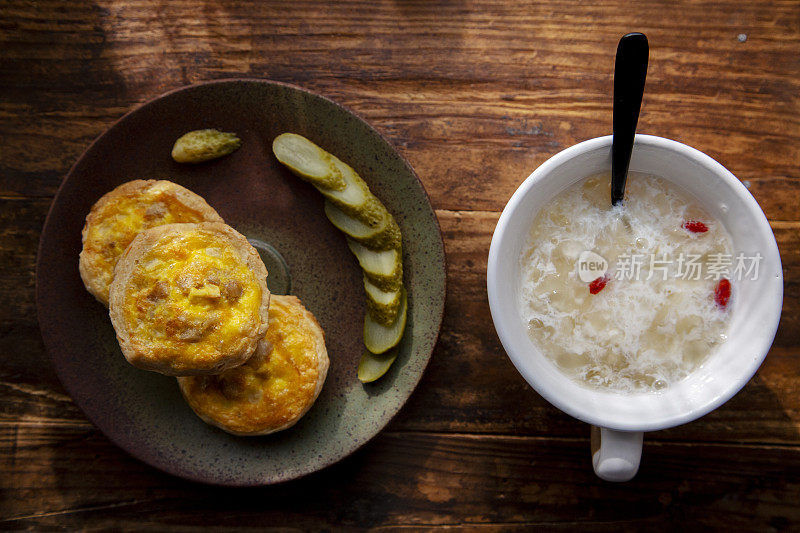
[611,32,649,206]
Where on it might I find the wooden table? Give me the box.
[2,0,799,529]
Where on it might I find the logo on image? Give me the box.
[576,250,608,283]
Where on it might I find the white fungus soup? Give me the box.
[519,172,734,393]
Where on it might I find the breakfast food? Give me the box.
[357,348,398,383]
[273,133,407,381]
[272,133,394,229]
[324,200,402,250]
[79,179,223,305]
[346,239,403,293]
[178,295,329,435]
[363,276,403,325]
[109,222,270,376]
[171,129,241,163]
[364,289,407,354]
[519,172,733,392]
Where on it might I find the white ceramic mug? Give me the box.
[487,135,783,482]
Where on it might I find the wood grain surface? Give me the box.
[1,0,799,530]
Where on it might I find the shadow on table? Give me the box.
[658,370,799,443]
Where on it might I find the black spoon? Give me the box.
[611,32,649,206]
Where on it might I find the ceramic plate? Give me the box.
[36,79,445,485]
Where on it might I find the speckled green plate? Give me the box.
[36,79,445,486]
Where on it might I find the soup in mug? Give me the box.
[519,172,733,392]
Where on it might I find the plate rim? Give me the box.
[35,78,447,486]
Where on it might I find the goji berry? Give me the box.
[683,220,708,233]
[589,275,610,295]
[714,278,731,308]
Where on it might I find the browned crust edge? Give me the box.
[108,222,270,377]
[177,294,329,436]
[79,179,224,306]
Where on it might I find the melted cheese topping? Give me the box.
[180,295,321,434]
[83,182,214,302]
[122,229,262,372]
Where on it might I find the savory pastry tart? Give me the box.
[108,222,270,376]
[79,179,223,306]
[178,294,329,436]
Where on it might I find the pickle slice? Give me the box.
[346,238,403,291]
[364,289,407,354]
[324,200,402,250]
[358,348,398,383]
[364,275,402,326]
[273,133,390,227]
[318,158,386,227]
[273,132,409,378]
[272,133,347,191]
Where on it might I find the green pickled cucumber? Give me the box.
[346,238,403,291]
[272,132,408,381]
[324,200,402,250]
[364,275,402,326]
[272,133,347,191]
[358,348,398,383]
[317,158,386,227]
[273,133,392,228]
[172,129,241,163]
[364,289,407,354]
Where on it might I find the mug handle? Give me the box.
[590,426,643,482]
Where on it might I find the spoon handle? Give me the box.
[611,32,649,206]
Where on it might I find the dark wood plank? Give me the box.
[2,425,799,530]
[2,0,800,527]
[1,0,798,216]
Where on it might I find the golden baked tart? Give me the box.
[108,222,270,376]
[178,295,329,436]
[79,179,223,305]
